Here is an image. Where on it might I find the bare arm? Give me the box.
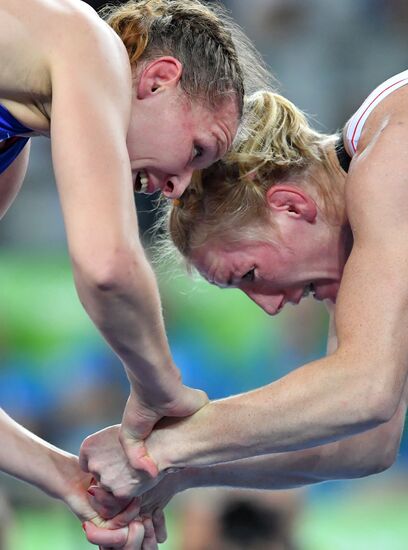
[0,408,84,501]
[144,113,408,470]
[47,10,206,472]
[0,408,153,549]
[80,381,405,501]
[130,395,406,535]
[181,398,406,491]
[181,317,406,490]
[49,17,178,402]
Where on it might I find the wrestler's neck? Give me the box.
[327,142,347,199]
[305,144,348,224]
[307,145,352,264]
[326,144,353,261]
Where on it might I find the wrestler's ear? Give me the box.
[137,57,183,98]
[266,184,317,223]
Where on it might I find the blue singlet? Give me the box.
[0,103,32,174]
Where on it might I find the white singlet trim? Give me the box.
[345,69,408,154]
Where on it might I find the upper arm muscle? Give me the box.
[334,118,408,406]
[48,21,139,266]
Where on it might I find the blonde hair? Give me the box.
[102,0,272,114]
[157,90,342,263]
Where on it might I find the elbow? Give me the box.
[350,376,401,429]
[360,401,406,477]
[354,442,398,479]
[72,245,145,293]
[336,348,403,429]
[345,456,394,481]
[347,415,403,480]
[363,387,401,427]
[372,444,399,474]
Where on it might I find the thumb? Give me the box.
[119,423,159,478]
[119,435,159,478]
[82,521,130,547]
[87,485,130,520]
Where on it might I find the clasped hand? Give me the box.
[79,387,208,548]
[79,423,170,549]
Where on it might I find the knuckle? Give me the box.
[80,435,93,453]
[87,460,100,475]
[113,487,129,500]
[99,476,113,492]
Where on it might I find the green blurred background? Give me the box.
[1,0,408,548]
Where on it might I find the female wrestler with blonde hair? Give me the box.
[0,0,269,546]
[152,73,408,474]
[82,72,408,546]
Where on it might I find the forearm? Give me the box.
[0,409,78,500]
[151,351,405,470]
[176,401,405,491]
[73,247,181,401]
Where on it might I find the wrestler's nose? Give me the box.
[244,290,285,316]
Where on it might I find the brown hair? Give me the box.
[157,90,342,263]
[102,0,272,115]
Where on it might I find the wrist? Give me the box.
[126,364,184,407]
[32,448,80,502]
[50,452,83,501]
[146,402,215,472]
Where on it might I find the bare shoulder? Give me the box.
[46,1,130,86]
[355,84,408,151]
[345,84,408,244]
[0,0,130,105]
[51,2,132,116]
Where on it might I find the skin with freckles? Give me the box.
[144,81,408,483]
[192,183,350,314]
[81,392,407,548]
[128,62,238,198]
[0,0,255,547]
[83,72,408,549]
[0,0,249,536]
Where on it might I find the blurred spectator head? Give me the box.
[178,488,304,550]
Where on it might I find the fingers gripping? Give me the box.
[141,517,159,550]
[87,519,154,550]
[119,436,159,479]
[87,485,134,521]
[83,521,133,548]
[151,509,167,544]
